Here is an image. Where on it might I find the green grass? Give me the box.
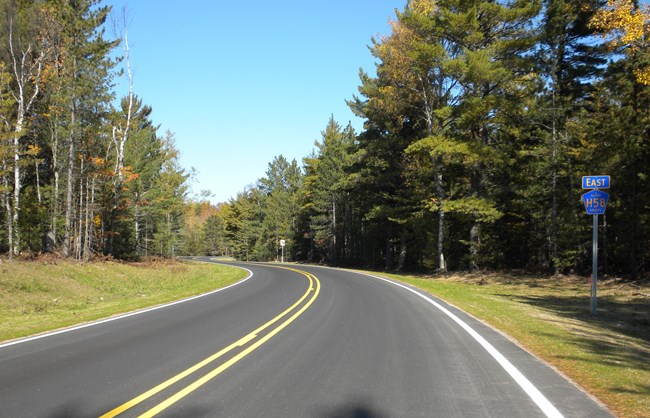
[0,258,247,342]
[381,272,650,418]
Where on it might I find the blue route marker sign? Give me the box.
[582,175,610,189]
[582,175,611,316]
[582,189,609,215]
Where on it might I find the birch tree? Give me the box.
[1,1,51,256]
[0,61,14,256]
[106,8,134,256]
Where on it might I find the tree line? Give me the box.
[0,0,189,261]
[193,0,649,278]
[2,0,648,279]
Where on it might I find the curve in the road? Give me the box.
[357,270,563,418]
[101,265,320,418]
[0,260,613,417]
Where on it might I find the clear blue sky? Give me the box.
[105,1,404,204]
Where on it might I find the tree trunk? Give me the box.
[8,20,46,256]
[134,198,140,255]
[434,168,447,273]
[344,193,352,264]
[47,124,60,253]
[438,209,446,272]
[11,110,23,256]
[76,163,84,260]
[385,223,393,270]
[35,158,41,204]
[108,30,135,257]
[83,177,93,261]
[2,160,13,259]
[550,86,560,275]
[470,224,480,272]
[331,199,337,265]
[63,111,75,258]
[397,231,407,271]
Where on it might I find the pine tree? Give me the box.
[556,0,650,277]
[509,0,607,273]
[203,212,227,256]
[106,97,160,257]
[224,187,265,261]
[43,0,117,259]
[301,117,355,264]
[351,0,539,270]
[258,155,302,261]
[148,132,189,258]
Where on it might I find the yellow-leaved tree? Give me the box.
[590,0,650,84]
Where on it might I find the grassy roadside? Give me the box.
[382,272,649,418]
[0,258,247,343]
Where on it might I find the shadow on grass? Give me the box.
[504,293,650,385]
[504,293,649,340]
[503,292,650,403]
[608,384,650,396]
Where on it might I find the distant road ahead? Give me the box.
[0,259,612,417]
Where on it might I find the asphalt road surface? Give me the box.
[0,259,613,417]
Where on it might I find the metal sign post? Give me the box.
[591,214,598,315]
[581,176,610,316]
[280,239,286,263]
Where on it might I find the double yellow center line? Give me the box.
[101,266,320,418]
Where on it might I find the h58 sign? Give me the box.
[582,189,609,215]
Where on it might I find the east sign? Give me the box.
[582,175,610,190]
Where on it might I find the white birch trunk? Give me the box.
[8,20,46,256]
[2,159,13,259]
[108,29,134,256]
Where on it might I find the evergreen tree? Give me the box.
[107,96,160,258]
[44,0,117,259]
[351,0,540,270]
[224,187,265,261]
[301,117,355,265]
[585,0,650,278]
[258,155,302,261]
[147,131,189,258]
[508,0,607,273]
[203,212,227,256]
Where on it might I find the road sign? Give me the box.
[582,176,611,316]
[582,175,610,189]
[582,190,609,215]
[280,240,286,247]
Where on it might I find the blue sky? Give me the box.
[105,1,403,203]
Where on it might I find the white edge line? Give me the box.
[0,263,253,350]
[357,271,564,418]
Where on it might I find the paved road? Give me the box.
[0,259,613,417]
